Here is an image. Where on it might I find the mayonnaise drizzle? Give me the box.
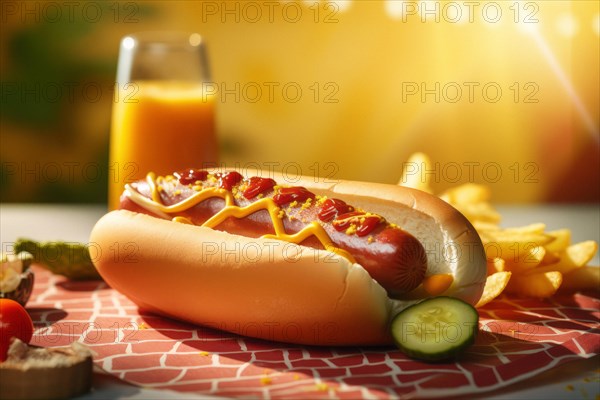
[124,172,356,263]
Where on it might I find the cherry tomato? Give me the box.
[0,299,34,361]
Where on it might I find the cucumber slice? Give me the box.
[391,296,479,362]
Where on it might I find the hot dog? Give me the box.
[90,169,487,345]
[120,169,429,296]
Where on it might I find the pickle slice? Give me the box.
[391,296,479,362]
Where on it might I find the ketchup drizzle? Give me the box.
[243,177,276,199]
[218,171,243,191]
[273,187,315,206]
[318,198,353,222]
[356,216,382,237]
[332,211,364,232]
[175,169,208,185]
[332,211,382,237]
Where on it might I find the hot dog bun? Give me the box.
[90,171,486,346]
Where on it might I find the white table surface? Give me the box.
[1,203,599,399]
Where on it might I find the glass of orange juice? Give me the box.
[108,32,218,210]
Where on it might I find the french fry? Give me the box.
[398,152,433,194]
[479,227,549,244]
[473,221,500,232]
[503,246,546,272]
[439,183,501,224]
[505,271,563,298]
[451,202,502,224]
[476,271,512,308]
[558,266,600,292]
[544,229,571,253]
[487,257,505,275]
[479,227,554,260]
[439,183,491,205]
[501,223,547,235]
[561,240,597,266]
[526,241,598,276]
[539,250,561,266]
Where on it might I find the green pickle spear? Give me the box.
[14,239,101,281]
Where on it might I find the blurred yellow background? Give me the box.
[1,0,598,203]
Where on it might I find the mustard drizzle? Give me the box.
[124,172,356,263]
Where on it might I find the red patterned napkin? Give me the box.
[28,266,599,399]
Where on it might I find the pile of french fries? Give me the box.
[400,153,599,307]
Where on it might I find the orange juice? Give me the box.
[108,81,217,209]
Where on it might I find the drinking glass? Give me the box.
[108,32,218,209]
